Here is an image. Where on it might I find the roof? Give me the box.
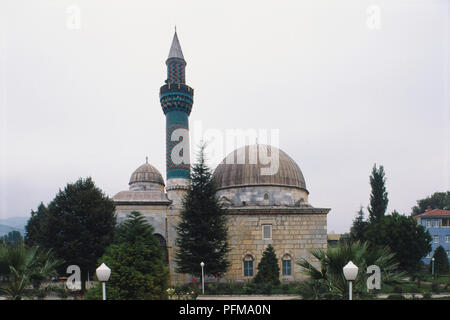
[168,31,184,60]
[129,162,165,186]
[413,208,450,219]
[213,144,307,191]
[113,190,170,204]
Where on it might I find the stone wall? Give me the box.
[223,209,328,282]
[115,203,329,285]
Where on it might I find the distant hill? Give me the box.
[0,224,24,237]
[0,216,29,237]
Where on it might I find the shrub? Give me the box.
[430,246,449,275]
[387,294,405,300]
[445,282,450,291]
[410,286,419,294]
[206,283,218,295]
[258,282,273,295]
[243,283,256,294]
[431,281,440,293]
[422,292,432,300]
[298,279,330,300]
[393,285,403,294]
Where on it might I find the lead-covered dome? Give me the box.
[213,144,307,191]
[112,161,169,204]
[213,145,310,207]
[129,162,165,191]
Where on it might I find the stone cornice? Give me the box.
[223,207,331,215]
[114,200,171,206]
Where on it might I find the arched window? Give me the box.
[282,254,292,276]
[263,193,269,200]
[154,233,169,265]
[243,255,254,277]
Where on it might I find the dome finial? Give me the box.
[146,156,148,164]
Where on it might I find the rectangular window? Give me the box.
[434,235,439,244]
[282,260,292,276]
[262,225,272,240]
[443,218,449,227]
[244,261,253,277]
[446,235,450,243]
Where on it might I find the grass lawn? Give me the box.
[422,273,450,283]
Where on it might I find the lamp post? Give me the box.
[343,261,359,300]
[96,263,111,300]
[200,262,205,295]
[432,257,435,279]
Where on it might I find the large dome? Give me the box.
[129,162,165,190]
[213,144,307,192]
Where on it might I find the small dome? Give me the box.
[129,163,165,187]
[213,144,307,192]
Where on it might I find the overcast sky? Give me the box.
[0,0,449,233]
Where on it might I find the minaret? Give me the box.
[160,30,194,207]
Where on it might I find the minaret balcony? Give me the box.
[160,83,194,96]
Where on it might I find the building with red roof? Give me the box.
[414,207,450,264]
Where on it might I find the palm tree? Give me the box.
[0,244,62,300]
[297,241,405,299]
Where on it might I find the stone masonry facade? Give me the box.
[223,208,328,282]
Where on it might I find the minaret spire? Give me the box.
[168,29,185,61]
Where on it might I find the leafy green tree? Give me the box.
[411,191,450,216]
[431,246,449,275]
[365,211,431,273]
[368,164,389,223]
[25,202,48,247]
[2,231,23,247]
[84,211,169,300]
[26,177,116,292]
[253,244,280,286]
[297,241,405,300]
[175,144,230,279]
[350,206,369,243]
[0,245,62,300]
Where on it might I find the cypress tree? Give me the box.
[368,164,389,223]
[175,144,230,279]
[253,244,280,286]
[84,211,169,300]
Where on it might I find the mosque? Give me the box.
[112,31,330,284]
